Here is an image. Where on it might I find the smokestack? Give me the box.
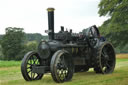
[47,8,55,40]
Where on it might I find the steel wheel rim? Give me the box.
[100,44,115,73]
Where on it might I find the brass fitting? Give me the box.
[47,8,55,12]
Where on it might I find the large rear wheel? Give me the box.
[21,51,43,81]
[50,50,74,83]
[94,42,116,74]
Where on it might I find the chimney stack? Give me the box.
[47,8,55,40]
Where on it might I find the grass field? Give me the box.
[0,54,128,85]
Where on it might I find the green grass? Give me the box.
[0,61,21,67]
[116,58,128,62]
[1,57,128,85]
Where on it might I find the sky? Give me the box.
[0,0,107,35]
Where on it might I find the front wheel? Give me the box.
[21,51,43,81]
[50,50,74,83]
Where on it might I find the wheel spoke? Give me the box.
[37,60,40,65]
[30,56,33,64]
[32,56,35,64]
[31,72,32,79]
[34,58,37,64]
[101,51,105,57]
[27,66,31,69]
[29,59,31,63]
[27,70,31,73]
[102,48,107,57]
[27,63,32,65]
[106,62,111,68]
[32,73,35,79]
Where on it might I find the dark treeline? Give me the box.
[0,33,48,42]
[25,33,48,42]
[0,27,48,60]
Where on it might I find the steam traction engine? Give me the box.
[21,8,116,83]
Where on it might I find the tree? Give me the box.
[16,41,38,60]
[0,44,4,59]
[1,27,25,60]
[98,0,128,47]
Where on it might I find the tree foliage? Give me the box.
[16,41,38,60]
[25,33,48,43]
[1,27,25,60]
[0,31,48,60]
[98,0,128,47]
